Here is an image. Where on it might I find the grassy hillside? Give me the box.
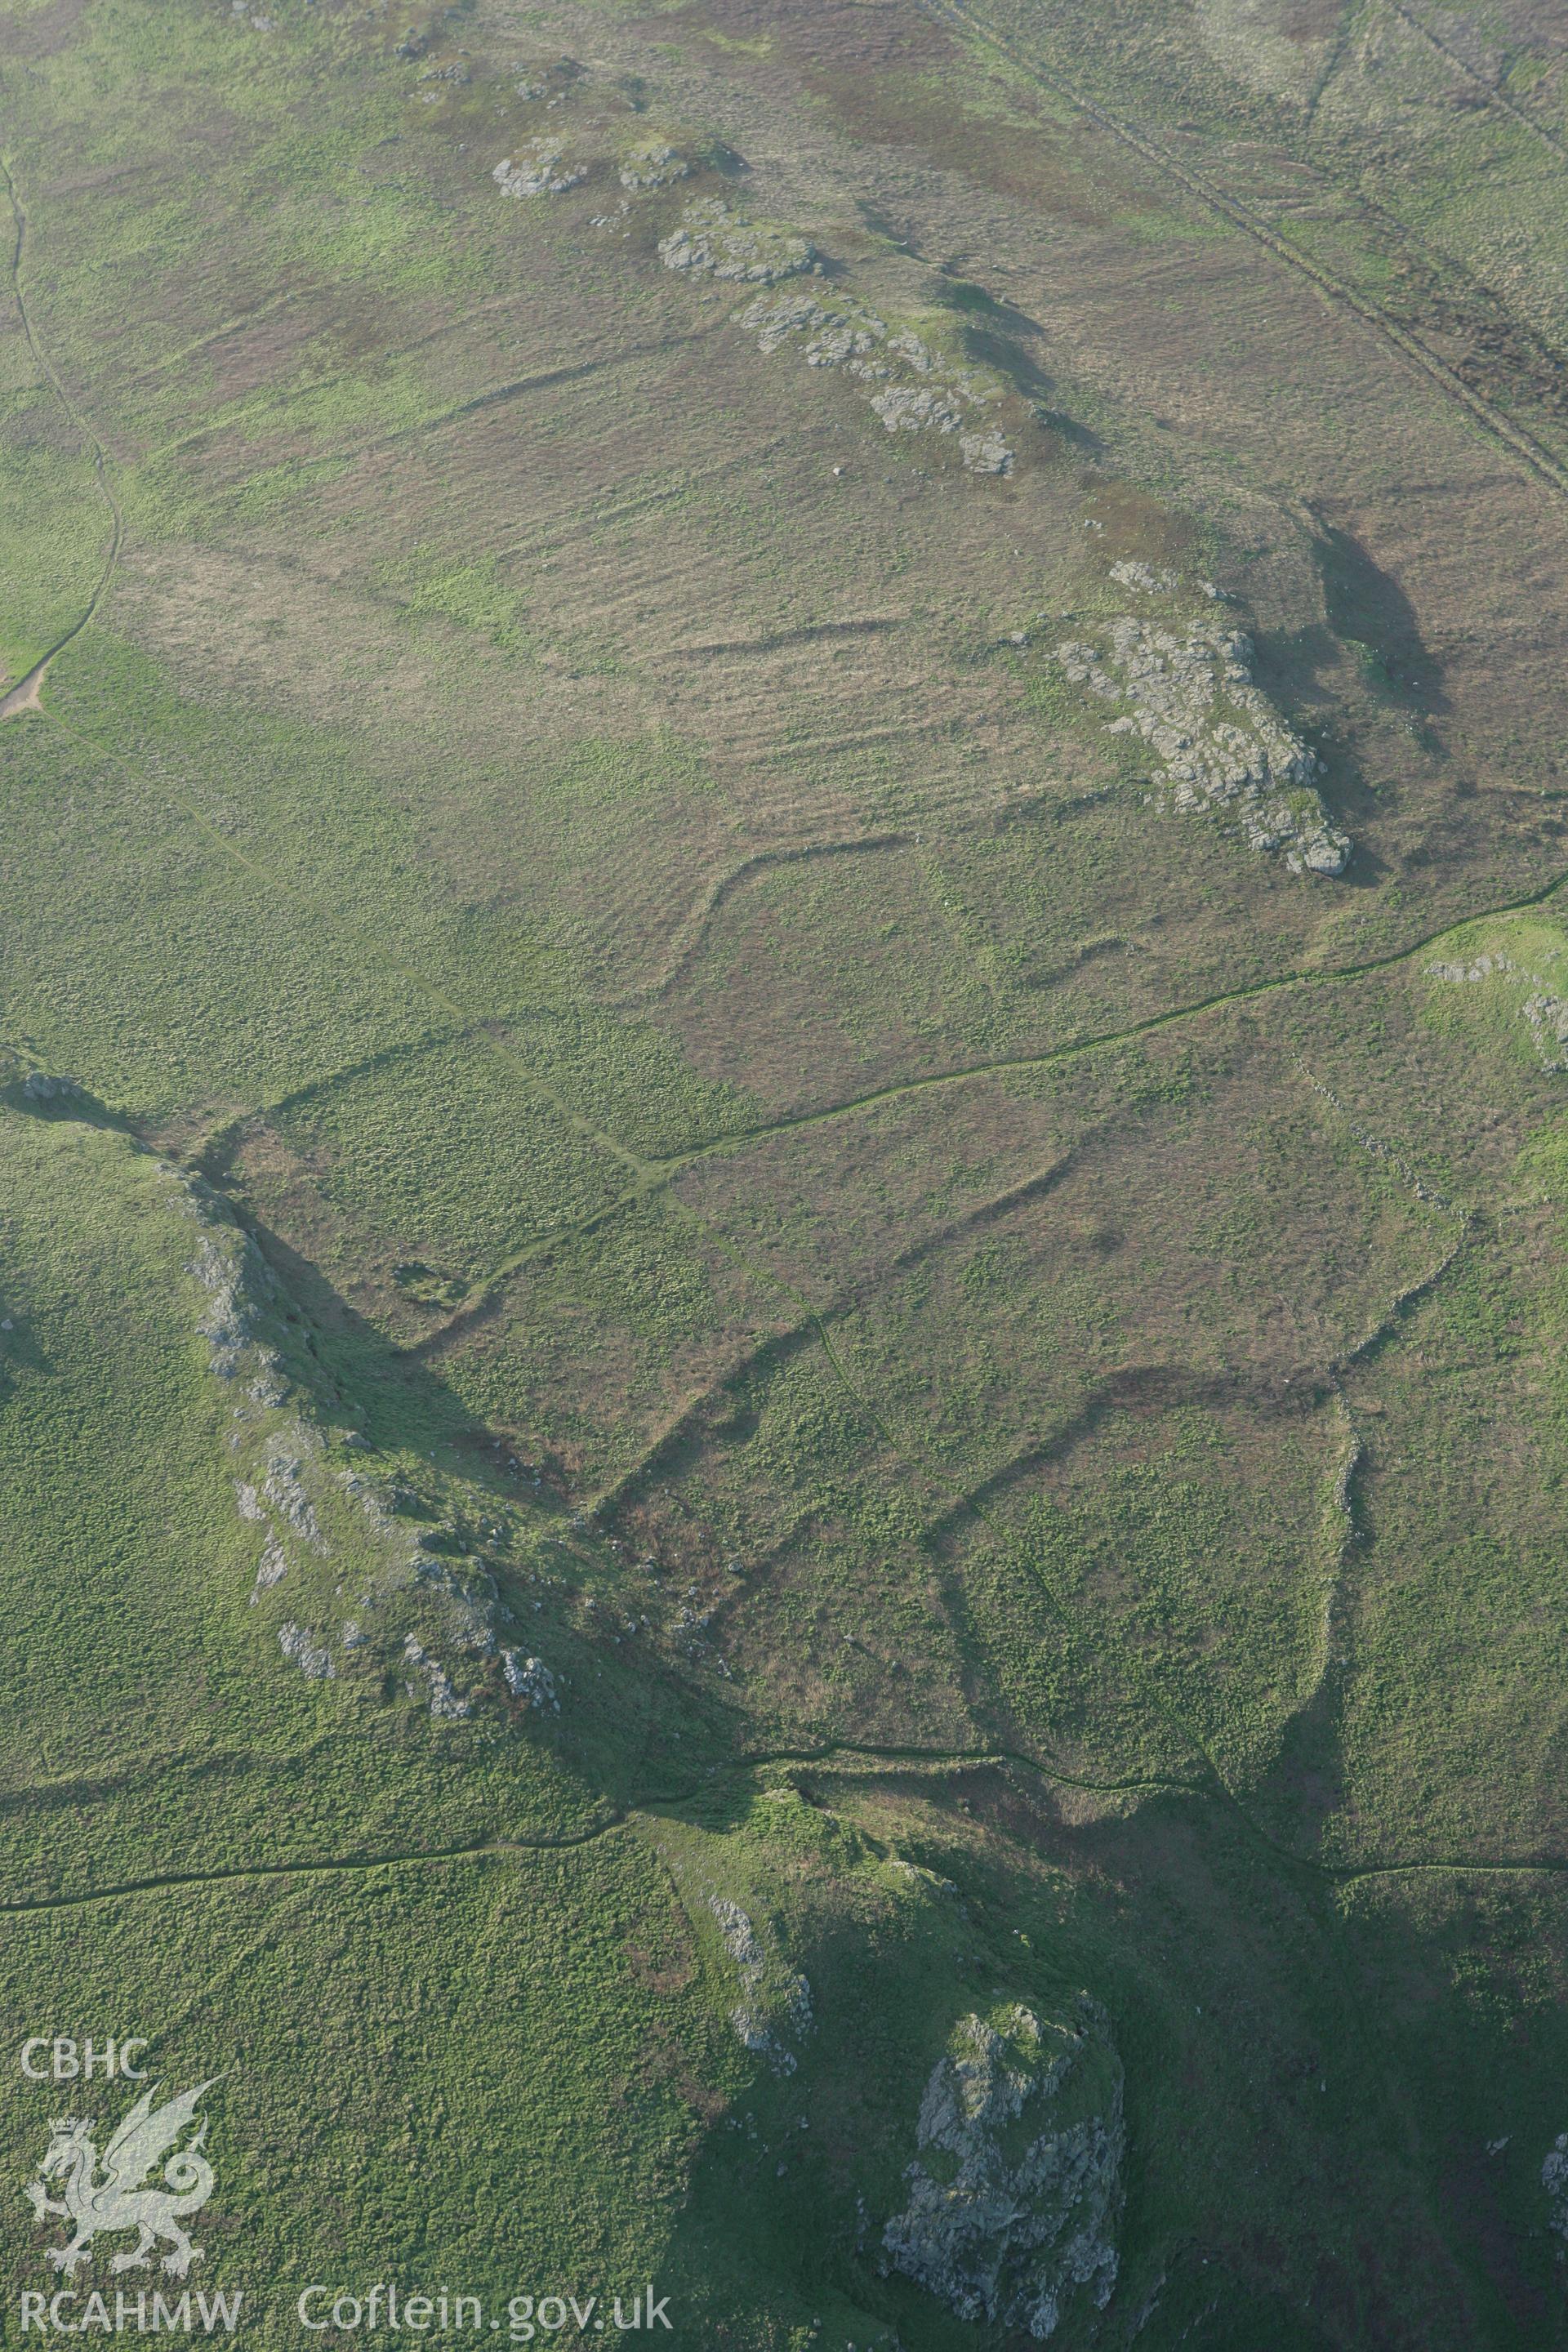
[5,0,1568,2341]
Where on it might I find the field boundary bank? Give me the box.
[2,82,1564,1949]
[31,692,1568,1374]
[0,1818,630,1919]
[1,1735,1565,1920]
[0,155,122,717]
[417,859,1568,1330]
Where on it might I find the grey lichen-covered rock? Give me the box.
[252,1535,287,1595]
[158,1160,497,1719]
[278,1622,334,1680]
[1054,617,1350,875]
[264,1433,325,1550]
[170,1174,286,1388]
[658,199,815,283]
[502,1649,559,1710]
[1543,2134,1568,2238]
[413,1545,498,1646]
[871,380,965,435]
[1523,991,1568,1067]
[340,1471,398,1535]
[1108,558,1178,594]
[1425,948,1568,1070]
[960,427,1013,475]
[1427,951,1517,984]
[742,288,874,363]
[737,283,1013,474]
[709,1896,813,2075]
[188,1234,259,1378]
[883,1999,1123,2341]
[618,139,688,191]
[20,1071,85,1104]
[403,1634,471,1720]
[493,144,585,198]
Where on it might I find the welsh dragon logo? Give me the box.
[24,2079,220,2279]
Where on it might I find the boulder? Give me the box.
[883,1999,1123,2341]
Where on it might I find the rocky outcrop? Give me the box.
[1108,559,1178,594]
[737,283,1014,474]
[1524,991,1568,1067]
[187,1220,274,1383]
[15,1090,550,1727]
[960,427,1013,475]
[1543,2133,1568,2239]
[658,199,816,284]
[618,140,688,192]
[162,1164,503,1712]
[1053,613,1349,875]
[1426,951,1517,984]
[254,1535,287,1592]
[20,1071,86,1106]
[493,144,586,198]
[1426,947,1568,1069]
[709,1896,813,2074]
[870,380,964,435]
[502,1650,559,1710]
[412,1541,501,1656]
[403,1634,470,1721]
[263,1438,325,1550]
[883,1999,1123,2341]
[492,147,1018,475]
[278,1622,334,1680]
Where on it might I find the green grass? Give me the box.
[6,0,1568,2336]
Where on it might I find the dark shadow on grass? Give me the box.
[650,1762,1521,2345]
[1313,519,1451,715]
[243,1213,534,1470]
